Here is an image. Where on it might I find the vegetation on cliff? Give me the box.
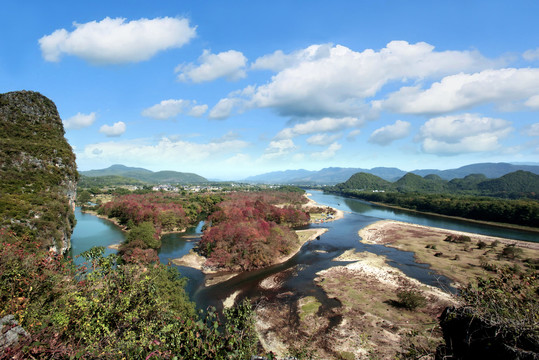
[0,91,78,252]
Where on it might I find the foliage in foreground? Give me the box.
[0,229,259,359]
[438,267,539,359]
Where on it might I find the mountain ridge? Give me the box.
[80,164,208,184]
[243,162,539,185]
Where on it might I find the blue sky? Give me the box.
[2,1,539,180]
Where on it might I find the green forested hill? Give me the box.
[477,170,539,196]
[336,172,392,190]
[335,170,539,198]
[80,164,208,184]
[328,170,539,226]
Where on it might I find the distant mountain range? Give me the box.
[243,163,539,185]
[80,165,208,184]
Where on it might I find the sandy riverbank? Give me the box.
[303,193,344,223]
[358,220,539,286]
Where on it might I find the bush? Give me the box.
[127,222,160,249]
[498,244,523,260]
[396,289,427,310]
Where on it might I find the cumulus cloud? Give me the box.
[381,68,539,114]
[208,98,243,119]
[523,48,539,61]
[310,142,342,160]
[368,120,411,145]
[63,112,96,129]
[418,114,512,154]
[176,49,247,82]
[99,121,126,137]
[276,117,364,139]
[525,95,539,110]
[216,41,494,119]
[188,104,208,117]
[525,123,539,136]
[251,44,332,71]
[306,133,342,146]
[79,136,248,165]
[39,17,196,64]
[261,139,297,160]
[141,99,207,120]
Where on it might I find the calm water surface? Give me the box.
[71,191,538,310]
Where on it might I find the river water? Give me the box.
[71,190,538,310]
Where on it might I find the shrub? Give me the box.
[477,240,487,249]
[498,244,523,260]
[396,289,427,310]
[126,222,160,249]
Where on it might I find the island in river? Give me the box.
[172,193,342,285]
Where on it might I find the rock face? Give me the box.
[0,90,78,252]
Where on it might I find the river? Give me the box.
[70,190,538,311]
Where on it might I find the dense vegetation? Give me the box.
[97,192,224,235]
[438,267,538,359]
[0,229,260,359]
[327,171,539,227]
[199,191,310,271]
[0,91,78,251]
[78,175,146,188]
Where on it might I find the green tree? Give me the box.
[127,222,160,249]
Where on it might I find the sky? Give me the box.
[1,0,539,180]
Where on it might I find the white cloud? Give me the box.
[39,17,196,64]
[382,68,539,114]
[141,99,208,120]
[63,112,96,129]
[261,139,297,160]
[525,95,539,110]
[526,123,539,136]
[99,121,126,137]
[346,129,361,141]
[176,49,247,83]
[310,142,341,160]
[418,114,512,154]
[306,133,342,146]
[276,117,364,139]
[218,41,495,119]
[208,98,243,119]
[188,104,208,117]
[79,136,249,165]
[141,99,189,119]
[523,48,539,61]
[369,120,411,145]
[251,44,332,71]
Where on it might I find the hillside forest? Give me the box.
[326,170,539,227]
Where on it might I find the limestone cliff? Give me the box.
[0,90,78,252]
